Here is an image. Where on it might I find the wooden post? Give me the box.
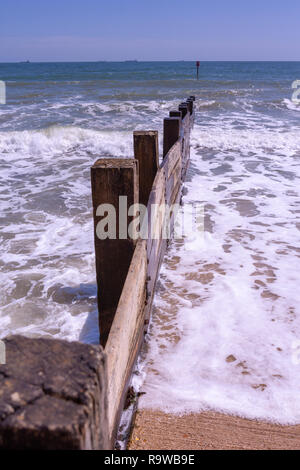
[179,103,188,118]
[163,117,181,158]
[91,158,139,347]
[133,131,159,207]
[196,61,200,79]
[169,110,182,119]
[186,99,193,114]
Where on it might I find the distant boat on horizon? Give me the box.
[20,60,30,63]
[125,60,138,63]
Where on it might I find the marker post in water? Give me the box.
[196,61,200,80]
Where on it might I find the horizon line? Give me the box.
[1,59,300,64]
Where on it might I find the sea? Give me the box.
[0,61,300,424]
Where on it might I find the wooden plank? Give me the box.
[91,158,139,347]
[146,138,183,314]
[146,236,167,319]
[165,162,182,206]
[133,131,159,207]
[105,239,147,446]
[181,113,191,175]
[162,140,181,180]
[182,112,190,136]
[146,168,166,258]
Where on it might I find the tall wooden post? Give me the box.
[163,117,181,158]
[91,158,139,347]
[133,131,159,207]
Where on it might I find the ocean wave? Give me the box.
[192,120,300,157]
[283,98,300,111]
[0,125,133,159]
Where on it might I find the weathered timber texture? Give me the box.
[146,169,166,258]
[186,98,193,114]
[0,336,108,450]
[133,131,159,207]
[163,144,182,207]
[145,143,182,323]
[179,103,188,118]
[169,110,182,119]
[105,239,147,446]
[181,113,191,177]
[91,158,139,347]
[162,140,181,181]
[163,117,181,158]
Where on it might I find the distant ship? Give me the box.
[20,60,30,63]
[125,60,138,63]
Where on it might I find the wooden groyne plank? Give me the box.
[105,239,147,446]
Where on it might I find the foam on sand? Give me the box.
[138,118,300,424]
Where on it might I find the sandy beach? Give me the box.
[129,410,300,450]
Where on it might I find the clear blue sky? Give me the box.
[1,0,300,62]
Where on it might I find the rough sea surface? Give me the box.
[1,62,300,423]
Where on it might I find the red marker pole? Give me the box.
[196,61,200,80]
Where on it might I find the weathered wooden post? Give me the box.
[133,131,159,207]
[169,110,182,119]
[91,158,139,347]
[163,117,181,158]
[186,98,193,114]
[179,103,188,118]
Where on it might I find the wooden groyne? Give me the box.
[0,96,195,450]
[92,96,195,446]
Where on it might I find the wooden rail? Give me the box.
[91,96,196,446]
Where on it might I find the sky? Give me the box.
[1,0,300,62]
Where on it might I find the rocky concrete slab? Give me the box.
[0,335,108,450]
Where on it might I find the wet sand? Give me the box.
[128,410,300,450]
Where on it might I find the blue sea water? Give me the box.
[1,62,300,423]
[1,61,300,132]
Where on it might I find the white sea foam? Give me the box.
[2,80,300,424]
[283,98,300,111]
[0,95,176,342]
[0,125,133,342]
[138,118,300,424]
